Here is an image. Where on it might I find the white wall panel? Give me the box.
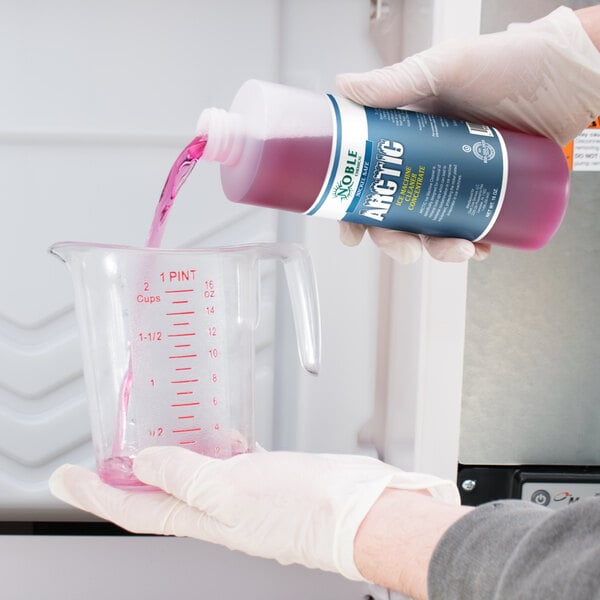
[0,0,282,519]
[275,0,383,454]
[0,1,378,596]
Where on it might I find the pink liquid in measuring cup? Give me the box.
[101,135,208,489]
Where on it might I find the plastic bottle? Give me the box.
[196,79,570,250]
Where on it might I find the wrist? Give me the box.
[576,5,600,51]
[353,488,471,600]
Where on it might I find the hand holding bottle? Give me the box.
[336,6,600,263]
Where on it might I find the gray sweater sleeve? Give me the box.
[428,497,600,600]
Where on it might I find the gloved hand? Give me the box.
[339,223,491,264]
[336,6,600,263]
[49,447,459,581]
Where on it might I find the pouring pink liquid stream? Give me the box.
[147,136,208,248]
[104,136,208,486]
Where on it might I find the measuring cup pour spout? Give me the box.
[49,242,73,263]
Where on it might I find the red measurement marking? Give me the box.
[179,440,196,446]
[173,427,202,433]
[171,401,201,407]
[168,333,196,339]
[175,367,192,371]
[176,391,194,396]
[174,343,191,348]
[168,354,198,359]
[171,378,199,384]
[166,311,195,316]
[165,289,194,294]
[173,322,190,327]
[172,300,189,305]
[178,415,195,420]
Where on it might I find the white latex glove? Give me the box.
[339,223,491,264]
[49,447,459,581]
[337,6,600,263]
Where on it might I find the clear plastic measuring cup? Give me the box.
[50,241,321,489]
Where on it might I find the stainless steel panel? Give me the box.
[460,1,600,465]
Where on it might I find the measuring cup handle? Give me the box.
[262,243,321,375]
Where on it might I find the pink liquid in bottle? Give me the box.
[222,137,333,212]
[208,80,569,250]
[480,127,570,250]
[221,131,569,250]
[100,135,207,488]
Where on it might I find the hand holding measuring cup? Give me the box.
[50,242,320,489]
[49,446,460,580]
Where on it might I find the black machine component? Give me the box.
[458,465,600,508]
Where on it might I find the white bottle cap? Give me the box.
[196,108,244,166]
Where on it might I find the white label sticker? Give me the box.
[572,128,600,171]
[306,96,368,220]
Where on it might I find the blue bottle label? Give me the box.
[306,95,508,241]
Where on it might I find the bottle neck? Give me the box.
[196,108,244,166]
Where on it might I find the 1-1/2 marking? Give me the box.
[138,331,162,342]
